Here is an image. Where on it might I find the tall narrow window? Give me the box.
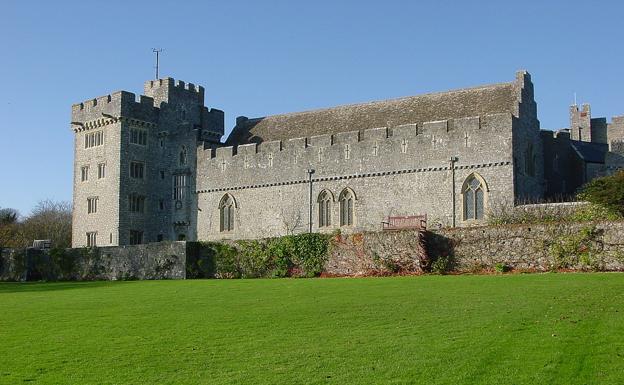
[463,174,486,221]
[318,190,332,228]
[130,161,144,179]
[128,194,146,213]
[84,131,104,149]
[129,230,143,245]
[87,197,98,214]
[179,146,188,166]
[219,194,235,232]
[98,163,106,179]
[86,232,97,247]
[173,175,188,200]
[339,188,355,227]
[130,127,147,146]
[81,165,89,182]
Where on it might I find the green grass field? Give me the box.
[1,274,623,384]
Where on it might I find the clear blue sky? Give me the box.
[1,0,623,215]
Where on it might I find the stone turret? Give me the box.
[570,103,592,142]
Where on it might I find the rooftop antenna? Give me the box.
[152,48,163,79]
[574,92,577,106]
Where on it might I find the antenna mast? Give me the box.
[152,48,163,79]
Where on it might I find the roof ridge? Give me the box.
[245,81,514,121]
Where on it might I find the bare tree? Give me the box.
[21,200,72,248]
[279,207,303,235]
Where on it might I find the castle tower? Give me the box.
[570,103,592,142]
[70,78,224,247]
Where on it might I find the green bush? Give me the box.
[569,203,622,222]
[430,255,454,275]
[578,171,624,216]
[494,262,510,273]
[287,233,330,277]
[547,225,603,270]
[189,233,331,279]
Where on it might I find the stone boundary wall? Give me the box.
[0,242,186,282]
[3,221,624,281]
[326,230,427,276]
[429,221,624,272]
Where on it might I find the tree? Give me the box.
[0,208,19,225]
[21,200,72,248]
[0,207,22,248]
[577,171,624,216]
[279,207,303,235]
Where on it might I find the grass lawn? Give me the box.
[0,274,623,384]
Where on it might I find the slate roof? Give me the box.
[570,141,608,163]
[226,82,517,145]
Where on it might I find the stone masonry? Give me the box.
[70,70,624,245]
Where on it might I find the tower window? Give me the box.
[98,163,106,179]
[85,131,104,148]
[128,194,146,213]
[130,127,147,146]
[81,165,89,182]
[130,161,145,179]
[173,175,188,200]
[129,230,143,245]
[86,232,97,247]
[179,146,188,166]
[87,197,98,214]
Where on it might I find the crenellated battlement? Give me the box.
[70,77,223,134]
[70,91,159,130]
[143,77,205,106]
[144,77,204,95]
[71,91,157,113]
[202,113,510,163]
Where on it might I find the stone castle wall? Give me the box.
[4,221,624,281]
[429,221,624,272]
[196,112,517,240]
[0,242,186,281]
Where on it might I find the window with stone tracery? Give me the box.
[339,188,355,227]
[318,190,332,228]
[219,194,235,232]
[463,174,486,221]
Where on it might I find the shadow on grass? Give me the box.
[0,281,136,294]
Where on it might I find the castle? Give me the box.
[70,71,624,247]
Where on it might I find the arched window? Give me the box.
[179,146,187,166]
[339,188,355,227]
[318,190,333,227]
[463,174,486,221]
[219,194,236,232]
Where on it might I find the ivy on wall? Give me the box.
[186,233,331,279]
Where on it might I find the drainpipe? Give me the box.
[450,157,459,227]
[307,169,315,233]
